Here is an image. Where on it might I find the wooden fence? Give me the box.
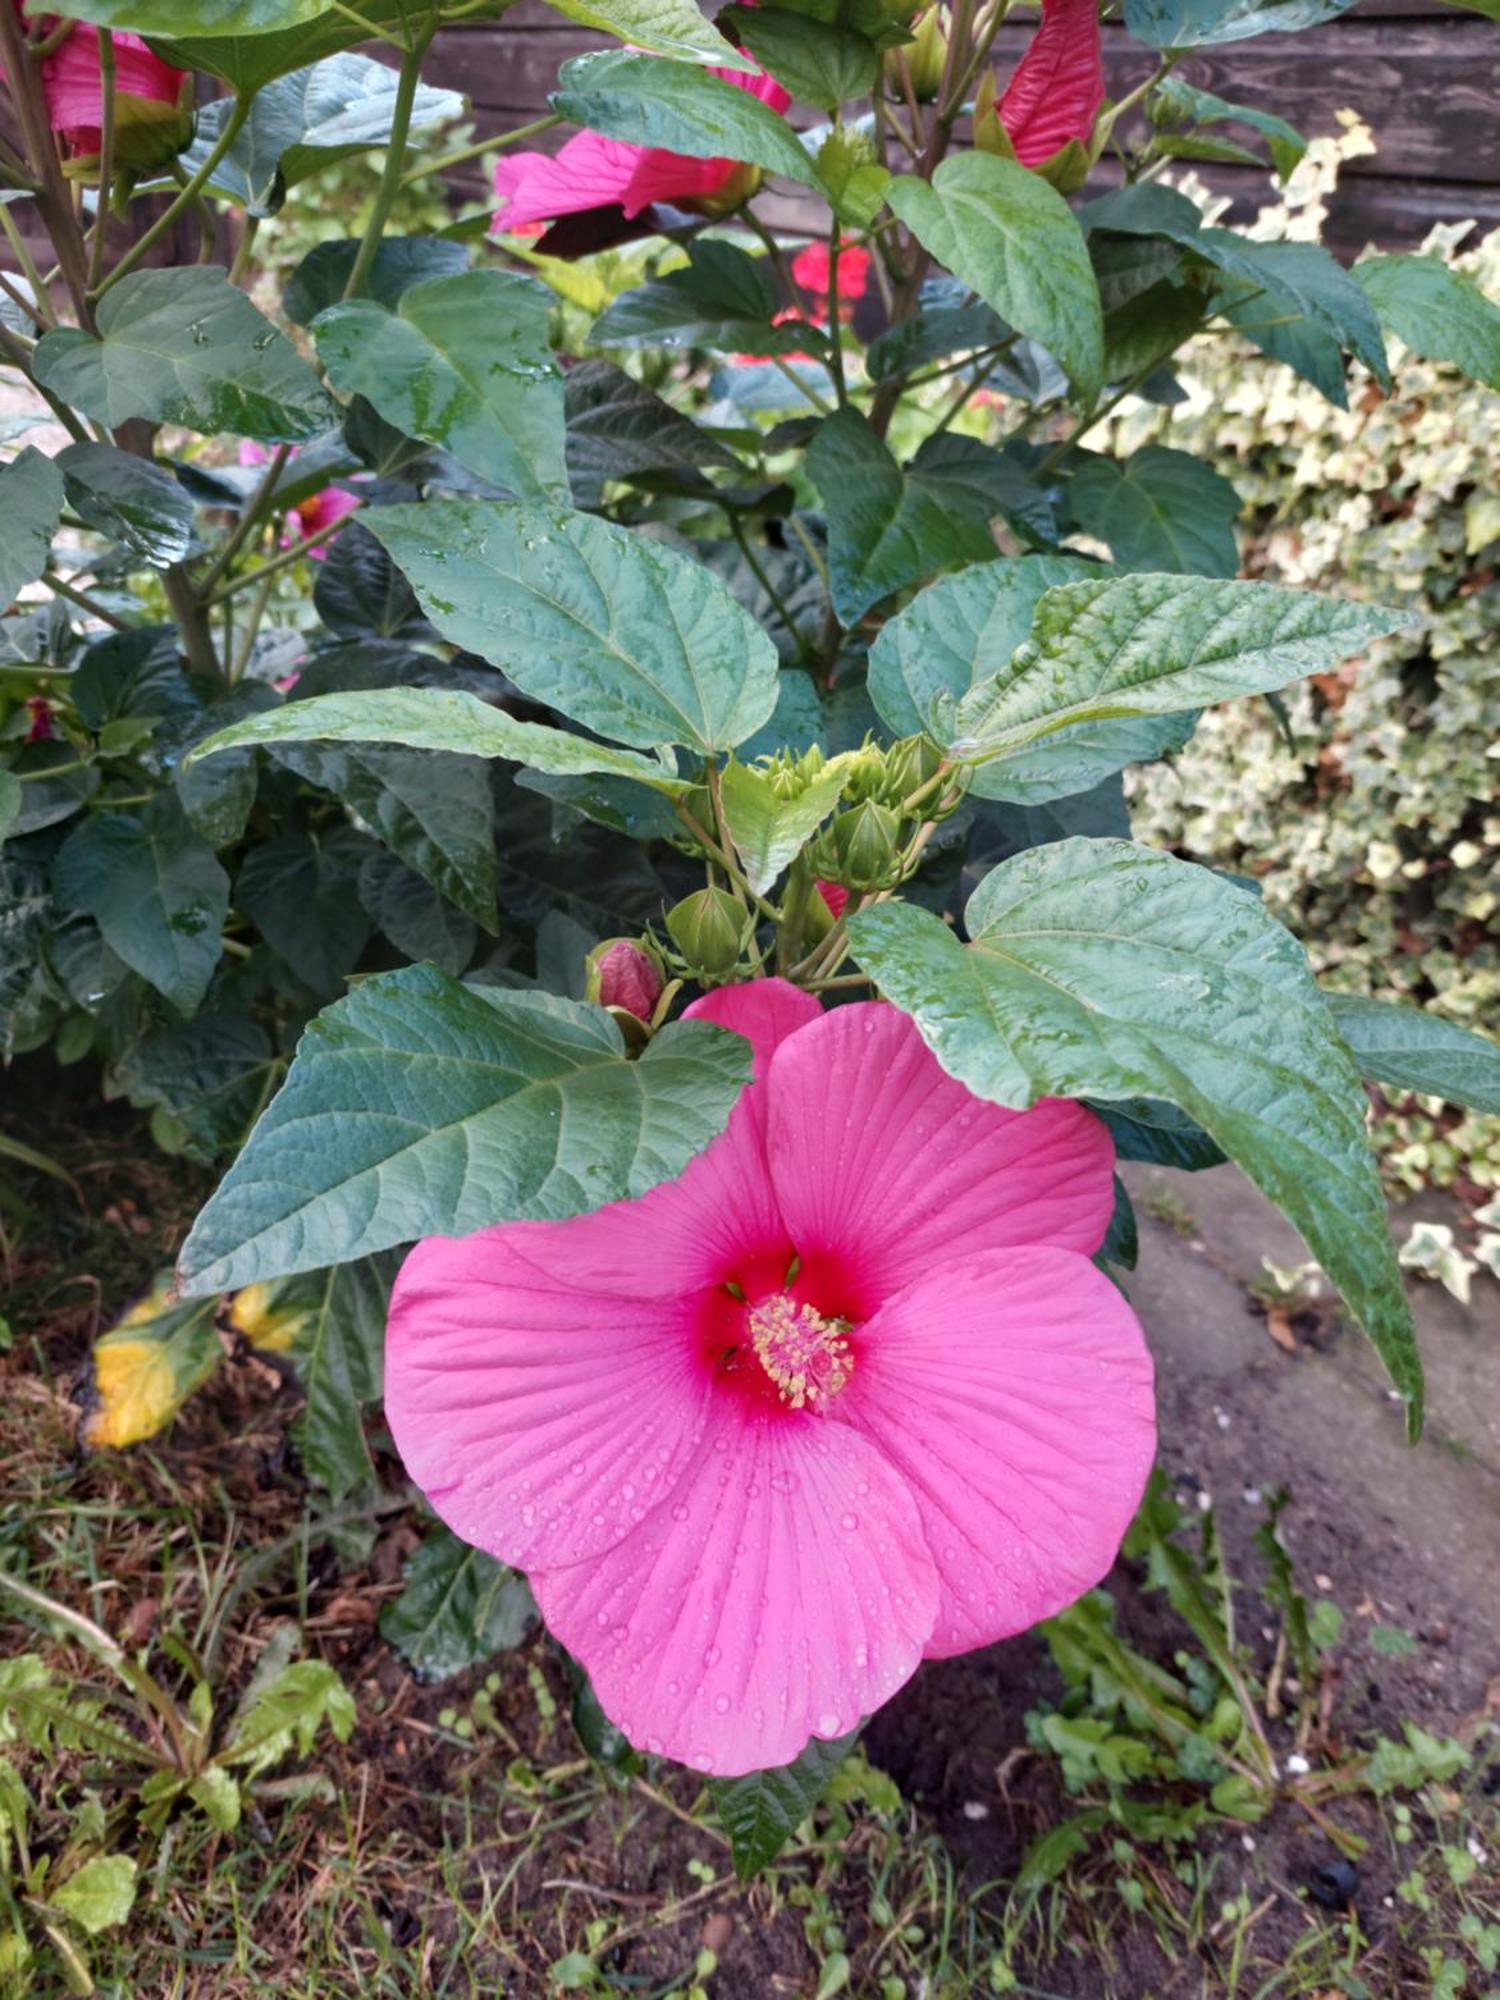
[425,0,1500,254]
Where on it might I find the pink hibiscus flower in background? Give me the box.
[237,441,359,558]
[997,0,1105,167]
[790,238,872,320]
[491,65,792,234]
[1,11,192,171]
[387,981,1155,1777]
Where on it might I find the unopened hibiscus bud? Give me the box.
[767,745,828,802]
[684,159,763,218]
[814,799,905,892]
[586,937,665,1022]
[839,742,891,805]
[666,886,746,977]
[26,696,55,743]
[32,25,194,181]
[883,734,946,807]
[889,5,949,103]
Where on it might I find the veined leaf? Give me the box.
[551,50,824,191]
[848,839,1423,1431]
[363,500,780,754]
[1067,446,1240,578]
[187,686,692,794]
[1355,254,1500,391]
[709,1730,860,1878]
[719,756,850,894]
[952,573,1405,769]
[380,1526,539,1680]
[1327,994,1500,1114]
[33,268,334,442]
[888,154,1104,399]
[177,969,754,1294]
[538,0,754,66]
[56,443,194,568]
[0,448,64,610]
[313,270,567,502]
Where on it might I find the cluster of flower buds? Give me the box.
[808,735,963,894]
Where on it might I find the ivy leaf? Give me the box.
[888,154,1104,400]
[1327,994,1500,1114]
[807,410,1044,625]
[718,756,849,894]
[952,573,1405,771]
[176,969,755,1294]
[53,796,227,1016]
[166,54,462,216]
[709,1730,860,1878]
[56,443,195,568]
[1355,254,1500,391]
[51,1854,137,1936]
[313,270,567,501]
[363,500,780,755]
[379,1526,539,1681]
[0,447,64,610]
[551,50,825,192]
[592,238,821,357]
[848,839,1423,1432]
[188,685,693,795]
[33,268,335,442]
[1067,446,1240,577]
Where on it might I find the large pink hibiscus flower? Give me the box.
[997,0,1105,167]
[3,10,191,170]
[386,981,1155,1777]
[491,64,792,234]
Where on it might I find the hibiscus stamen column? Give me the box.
[746,1296,853,1409]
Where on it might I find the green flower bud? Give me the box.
[882,734,946,807]
[666,887,746,977]
[813,800,905,893]
[889,4,949,103]
[840,742,891,805]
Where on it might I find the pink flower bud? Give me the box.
[588,939,664,1022]
[815,881,850,920]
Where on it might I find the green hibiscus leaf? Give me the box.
[537,0,753,66]
[53,795,227,1016]
[56,443,195,568]
[362,500,780,754]
[1326,994,1500,1114]
[888,154,1105,400]
[379,1526,539,1681]
[177,970,755,1294]
[33,267,335,442]
[0,447,64,611]
[550,50,824,191]
[592,239,825,357]
[1355,253,1500,391]
[1067,446,1241,578]
[848,839,1423,1432]
[313,270,568,502]
[709,1730,860,1879]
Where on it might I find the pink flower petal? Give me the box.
[39,25,183,133]
[531,1401,939,1774]
[765,1002,1115,1311]
[997,0,1106,167]
[840,1247,1156,1655]
[493,980,818,1302]
[386,1232,715,1568]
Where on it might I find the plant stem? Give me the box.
[0,200,53,323]
[92,96,253,302]
[163,568,224,678]
[199,443,290,596]
[727,511,816,666]
[0,3,93,324]
[86,31,117,291]
[406,112,563,187]
[41,570,134,629]
[343,23,437,300]
[1034,359,1160,479]
[205,507,360,606]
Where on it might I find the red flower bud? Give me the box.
[25,695,55,743]
[588,938,665,1022]
[816,881,850,920]
[996,0,1105,168]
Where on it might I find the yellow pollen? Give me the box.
[748,1295,852,1410]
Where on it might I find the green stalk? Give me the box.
[406,111,562,188]
[86,30,117,290]
[92,95,253,302]
[343,23,437,301]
